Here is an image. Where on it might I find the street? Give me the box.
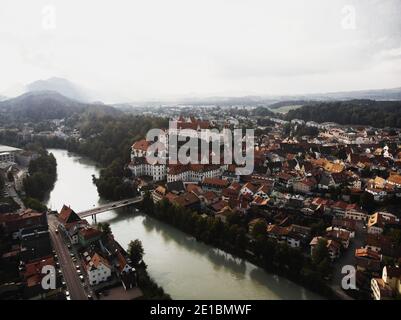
[330,222,365,300]
[48,215,88,300]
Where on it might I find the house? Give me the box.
[310,236,341,260]
[0,209,48,239]
[203,191,219,206]
[266,224,289,244]
[364,234,392,253]
[355,248,381,273]
[169,192,201,211]
[293,177,317,194]
[131,139,151,158]
[78,226,103,247]
[387,174,401,188]
[20,226,53,262]
[366,187,388,202]
[83,251,112,286]
[20,255,60,300]
[367,212,398,235]
[166,181,186,194]
[326,229,351,248]
[253,183,272,199]
[115,251,137,290]
[222,182,241,201]
[251,196,269,207]
[318,172,335,190]
[202,178,230,193]
[65,220,90,245]
[58,205,81,225]
[275,172,298,189]
[152,185,167,202]
[371,266,401,300]
[240,182,258,197]
[344,208,368,222]
[331,218,356,235]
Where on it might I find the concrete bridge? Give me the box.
[77,196,143,222]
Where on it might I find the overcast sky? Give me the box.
[0,0,401,102]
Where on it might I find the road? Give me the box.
[330,222,365,300]
[77,196,143,218]
[48,215,88,300]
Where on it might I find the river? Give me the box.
[45,149,323,300]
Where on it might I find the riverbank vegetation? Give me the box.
[67,115,168,200]
[141,192,336,299]
[127,238,171,300]
[23,149,57,201]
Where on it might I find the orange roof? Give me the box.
[171,192,200,208]
[242,182,258,193]
[388,174,401,185]
[132,139,151,152]
[202,178,230,188]
[22,256,55,287]
[58,205,80,224]
[355,248,381,260]
[86,252,111,271]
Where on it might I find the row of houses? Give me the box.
[56,205,137,290]
[0,209,61,299]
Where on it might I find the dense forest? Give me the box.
[285,100,401,128]
[69,114,169,200]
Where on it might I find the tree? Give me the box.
[97,222,111,235]
[251,220,267,239]
[23,197,47,212]
[312,238,329,266]
[128,239,144,265]
[360,192,375,212]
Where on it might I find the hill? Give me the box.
[0,91,121,123]
[285,100,401,128]
[25,77,90,102]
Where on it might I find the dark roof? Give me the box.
[166,181,186,193]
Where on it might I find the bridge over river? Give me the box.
[77,196,143,222]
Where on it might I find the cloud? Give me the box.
[0,0,400,101]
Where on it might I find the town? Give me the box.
[126,113,401,300]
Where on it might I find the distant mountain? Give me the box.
[123,87,401,107]
[25,77,90,102]
[0,91,121,122]
[299,87,401,101]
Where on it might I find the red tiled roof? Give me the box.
[132,139,151,152]
[202,178,230,188]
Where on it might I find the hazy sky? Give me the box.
[1,0,401,102]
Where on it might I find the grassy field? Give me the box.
[269,105,304,114]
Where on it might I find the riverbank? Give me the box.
[142,195,338,300]
[45,149,324,300]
